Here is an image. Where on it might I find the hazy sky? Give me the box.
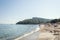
[0,0,60,24]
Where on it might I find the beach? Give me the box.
[17,31,40,40]
[14,23,60,40]
[14,27,40,40]
[14,31,56,40]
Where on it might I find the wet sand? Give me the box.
[14,31,40,40]
[14,31,56,40]
[14,28,40,40]
[19,31,40,40]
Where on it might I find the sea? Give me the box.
[0,24,39,40]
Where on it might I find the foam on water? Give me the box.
[14,27,40,40]
[0,24,39,40]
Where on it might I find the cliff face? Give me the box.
[16,17,51,24]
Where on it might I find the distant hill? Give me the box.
[49,18,60,23]
[16,17,51,24]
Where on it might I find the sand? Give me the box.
[14,28,40,40]
[14,31,40,40]
[14,31,56,40]
[14,23,60,40]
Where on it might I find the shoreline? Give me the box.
[14,27,40,40]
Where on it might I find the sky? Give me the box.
[0,0,60,24]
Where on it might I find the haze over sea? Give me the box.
[0,24,39,40]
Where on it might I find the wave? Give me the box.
[14,27,40,40]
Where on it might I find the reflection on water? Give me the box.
[0,24,38,40]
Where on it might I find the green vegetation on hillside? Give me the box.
[50,19,60,23]
[16,17,51,24]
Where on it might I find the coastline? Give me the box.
[14,27,40,40]
[14,23,60,40]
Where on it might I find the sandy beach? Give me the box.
[14,30,40,40]
[14,28,40,40]
[14,23,60,40]
[18,31,40,40]
[14,31,56,40]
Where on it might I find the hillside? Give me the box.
[50,19,60,23]
[16,17,51,24]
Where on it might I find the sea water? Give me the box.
[0,24,39,40]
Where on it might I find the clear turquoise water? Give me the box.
[0,24,38,40]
